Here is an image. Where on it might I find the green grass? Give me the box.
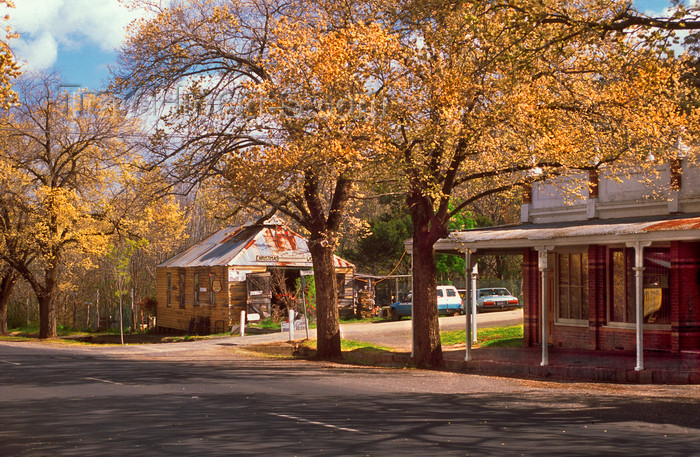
[0,327,232,345]
[247,318,282,331]
[160,333,230,343]
[440,324,523,348]
[301,339,392,353]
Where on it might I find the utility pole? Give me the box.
[95,290,100,330]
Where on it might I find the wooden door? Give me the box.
[246,273,272,318]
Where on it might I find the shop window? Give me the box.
[556,252,588,321]
[608,247,670,324]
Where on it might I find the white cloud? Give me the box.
[13,31,58,70]
[7,0,143,70]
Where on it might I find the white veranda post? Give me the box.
[627,241,651,372]
[471,263,478,343]
[537,247,552,367]
[463,248,477,361]
[464,249,472,361]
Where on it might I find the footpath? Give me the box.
[227,320,700,385]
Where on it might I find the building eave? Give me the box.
[405,214,700,255]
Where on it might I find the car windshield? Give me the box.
[479,288,510,297]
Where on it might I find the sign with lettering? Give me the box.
[228,270,252,282]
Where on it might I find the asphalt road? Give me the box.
[1,338,699,456]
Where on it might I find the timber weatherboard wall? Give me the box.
[155,219,355,333]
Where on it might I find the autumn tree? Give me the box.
[370,0,699,367]
[0,0,19,108]
[0,156,32,334]
[0,1,21,334]
[114,0,396,358]
[0,73,142,338]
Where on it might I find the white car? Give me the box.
[476,288,520,312]
[389,285,464,320]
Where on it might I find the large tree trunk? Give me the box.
[411,234,442,367]
[409,193,448,368]
[38,267,59,339]
[308,239,342,360]
[0,271,16,335]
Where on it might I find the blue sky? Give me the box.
[6,0,680,92]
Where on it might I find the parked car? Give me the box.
[476,287,520,312]
[389,285,464,320]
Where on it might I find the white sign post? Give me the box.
[288,309,295,341]
[300,270,313,339]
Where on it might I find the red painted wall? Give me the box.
[522,241,700,353]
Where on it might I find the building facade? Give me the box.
[434,159,700,371]
[156,218,355,334]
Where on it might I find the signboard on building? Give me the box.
[228,270,252,282]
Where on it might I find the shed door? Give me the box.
[247,273,272,318]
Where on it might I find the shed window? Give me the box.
[336,274,346,299]
[556,252,588,321]
[209,273,216,306]
[179,272,185,308]
[166,273,172,307]
[194,273,200,306]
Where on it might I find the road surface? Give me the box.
[1,335,699,456]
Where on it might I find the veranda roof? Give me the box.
[424,214,700,255]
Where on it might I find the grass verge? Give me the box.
[441,324,523,348]
[300,339,393,353]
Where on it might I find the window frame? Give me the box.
[606,245,671,328]
[209,272,216,306]
[554,250,589,325]
[336,273,346,299]
[179,271,186,309]
[166,272,172,308]
[193,273,200,306]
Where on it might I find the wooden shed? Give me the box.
[155,217,355,334]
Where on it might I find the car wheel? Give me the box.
[390,308,400,321]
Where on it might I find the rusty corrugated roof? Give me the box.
[159,219,354,269]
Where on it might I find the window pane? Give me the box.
[559,288,569,319]
[179,273,185,308]
[643,248,670,324]
[559,255,570,285]
[194,274,199,305]
[166,273,171,307]
[209,273,215,306]
[571,286,581,320]
[571,254,581,286]
[626,250,635,323]
[611,250,626,322]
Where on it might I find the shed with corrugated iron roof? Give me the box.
[156,217,355,334]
